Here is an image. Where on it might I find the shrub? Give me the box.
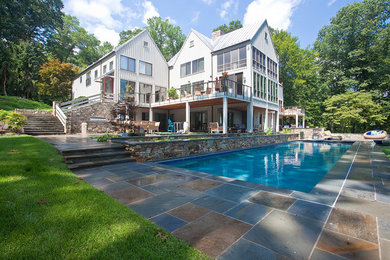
[264,127,273,135]
[167,88,179,100]
[0,111,26,132]
[282,128,292,134]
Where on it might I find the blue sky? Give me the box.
[63,0,360,48]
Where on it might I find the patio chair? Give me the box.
[149,121,160,134]
[168,119,175,132]
[194,87,202,96]
[209,122,222,133]
[140,121,150,133]
[206,87,212,94]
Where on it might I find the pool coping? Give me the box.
[152,140,359,206]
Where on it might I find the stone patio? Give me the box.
[44,135,390,259]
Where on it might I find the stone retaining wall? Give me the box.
[65,102,115,134]
[124,134,298,162]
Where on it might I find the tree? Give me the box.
[315,0,390,95]
[47,15,112,68]
[213,20,243,33]
[37,59,80,102]
[322,91,385,133]
[118,28,143,46]
[271,29,328,127]
[146,17,186,61]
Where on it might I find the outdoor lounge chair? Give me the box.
[322,130,342,140]
[140,121,150,133]
[209,122,222,133]
[168,119,175,132]
[194,87,202,96]
[149,121,160,134]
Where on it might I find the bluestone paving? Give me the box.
[128,188,202,218]
[192,195,238,213]
[316,229,379,259]
[205,183,258,203]
[288,200,332,222]
[49,135,389,259]
[150,213,187,232]
[244,210,323,259]
[172,211,251,258]
[218,238,289,260]
[167,203,210,222]
[310,248,349,260]
[225,201,271,225]
[249,191,296,210]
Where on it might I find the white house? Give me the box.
[71,21,305,133]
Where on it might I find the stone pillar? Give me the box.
[264,108,269,130]
[149,107,153,122]
[303,115,305,128]
[296,113,299,128]
[184,101,190,133]
[247,102,253,133]
[223,96,228,134]
[276,110,280,132]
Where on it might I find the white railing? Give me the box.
[55,104,67,131]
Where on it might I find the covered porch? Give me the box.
[279,106,306,129]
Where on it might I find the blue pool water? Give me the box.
[163,141,352,193]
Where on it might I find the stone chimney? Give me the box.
[212,30,224,39]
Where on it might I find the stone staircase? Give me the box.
[60,146,136,170]
[18,110,65,135]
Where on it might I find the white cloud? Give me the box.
[243,0,302,30]
[142,0,160,24]
[166,16,176,25]
[65,0,130,29]
[328,0,337,6]
[219,0,238,19]
[191,11,200,24]
[93,24,120,46]
[201,0,214,5]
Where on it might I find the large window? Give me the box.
[139,83,152,103]
[267,79,278,103]
[192,58,204,74]
[120,55,135,72]
[252,47,266,73]
[180,62,191,77]
[253,72,267,100]
[120,79,135,100]
[139,61,152,76]
[217,46,246,72]
[267,57,278,79]
[86,72,91,86]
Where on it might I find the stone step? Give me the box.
[64,150,130,164]
[60,146,126,156]
[67,157,136,170]
[24,132,65,135]
[24,126,64,130]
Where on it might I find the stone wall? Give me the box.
[333,133,366,141]
[124,134,298,162]
[14,109,52,116]
[65,102,116,134]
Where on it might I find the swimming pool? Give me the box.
[162,141,352,193]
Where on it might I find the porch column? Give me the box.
[270,113,274,131]
[185,101,190,133]
[303,115,305,128]
[264,108,269,130]
[296,113,299,128]
[247,102,253,133]
[223,96,228,134]
[276,110,280,132]
[149,107,153,122]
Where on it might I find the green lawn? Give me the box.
[382,146,390,159]
[0,136,208,259]
[0,96,51,111]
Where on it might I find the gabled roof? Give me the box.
[191,29,214,50]
[212,20,265,51]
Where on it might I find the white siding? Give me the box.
[116,31,168,101]
[251,24,278,62]
[72,55,115,99]
[169,31,212,90]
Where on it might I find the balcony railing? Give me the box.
[280,106,305,115]
[217,59,246,73]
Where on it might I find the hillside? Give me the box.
[0,96,51,111]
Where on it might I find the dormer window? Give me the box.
[144,41,149,47]
[190,40,194,48]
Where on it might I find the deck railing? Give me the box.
[280,106,305,115]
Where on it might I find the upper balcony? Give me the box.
[133,79,252,108]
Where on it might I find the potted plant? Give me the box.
[221,72,228,92]
[167,87,179,100]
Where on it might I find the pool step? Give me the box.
[60,146,135,170]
